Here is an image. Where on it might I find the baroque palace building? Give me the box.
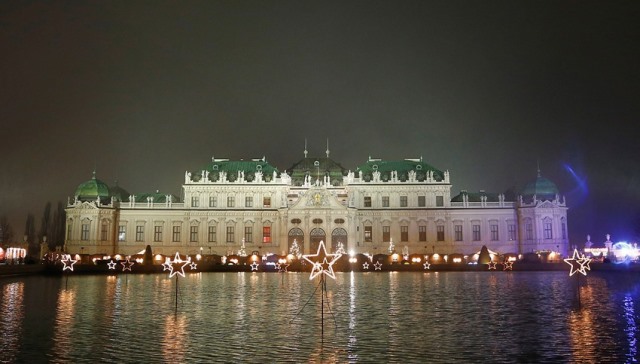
[65,151,569,258]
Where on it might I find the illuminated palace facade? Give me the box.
[65,153,569,258]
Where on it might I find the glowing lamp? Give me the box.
[349,257,357,263]
[391,253,399,262]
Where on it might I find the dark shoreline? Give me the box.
[2,261,640,277]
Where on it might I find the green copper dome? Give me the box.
[356,158,445,182]
[521,174,559,201]
[191,158,280,183]
[286,157,347,186]
[74,172,111,202]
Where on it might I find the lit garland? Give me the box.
[167,252,190,278]
[374,261,382,271]
[121,259,135,272]
[250,261,259,271]
[565,249,591,276]
[302,240,341,280]
[107,260,117,270]
[362,261,370,270]
[61,254,77,272]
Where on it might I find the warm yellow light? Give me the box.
[196,254,202,261]
[508,256,517,262]
[114,254,123,260]
[155,254,163,261]
[453,257,462,263]
[391,253,399,262]
[278,258,287,264]
[251,254,259,262]
[349,257,357,263]
[433,253,440,260]
[287,254,295,261]
[135,258,143,264]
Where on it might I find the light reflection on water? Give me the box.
[1,271,639,363]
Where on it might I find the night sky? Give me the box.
[1,1,639,247]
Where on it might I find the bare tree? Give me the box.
[0,216,14,244]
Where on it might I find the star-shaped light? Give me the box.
[503,261,513,271]
[121,259,135,272]
[274,262,281,271]
[189,262,198,270]
[362,261,370,270]
[250,261,259,271]
[277,263,289,273]
[167,252,190,278]
[374,261,382,271]
[61,254,77,272]
[487,261,497,270]
[302,240,342,280]
[565,249,590,276]
[107,260,117,270]
[162,258,172,271]
[423,261,431,270]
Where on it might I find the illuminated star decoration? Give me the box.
[374,261,382,271]
[362,261,370,270]
[274,262,281,271]
[565,249,591,276]
[121,259,135,272]
[167,252,190,278]
[162,258,172,271]
[277,263,289,273]
[487,261,497,270]
[503,261,513,271]
[189,261,197,270]
[302,240,342,280]
[61,254,77,272]
[250,261,259,271]
[423,261,431,270]
[107,260,117,270]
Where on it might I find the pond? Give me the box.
[1,271,639,363]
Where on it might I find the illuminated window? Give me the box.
[208,226,216,242]
[209,196,217,207]
[437,225,444,241]
[245,226,252,243]
[544,222,553,239]
[490,224,499,241]
[227,196,235,208]
[135,225,144,242]
[508,224,516,241]
[383,226,390,242]
[382,196,389,207]
[263,226,271,243]
[101,221,108,241]
[455,225,463,241]
[364,196,372,207]
[472,225,481,241]
[172,226,181,242]
[81,223,90,241]
[226,226,235,243]
[154,226,162,242]
[364,226,372,242]
[191,196,199,208]
[400,196,408,207]
[190,226,198,242]
[419,226,427,241]
[245,196,253,208]
[526,222,533,240]
[118,225,126,242]
[418,196,426,207]
[401,226,408,242]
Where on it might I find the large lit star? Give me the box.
[374,261,382,271]
[107,260,117,270]
[503,261,513,271]
[168,252,190,278]
[487,261,497,270]
[61,254,77,272]
[121,259,135,272]
[565,249,590,276]
[302,240,341,280]
[250,261,259,271]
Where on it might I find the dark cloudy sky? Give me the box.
[1,0,639,246]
